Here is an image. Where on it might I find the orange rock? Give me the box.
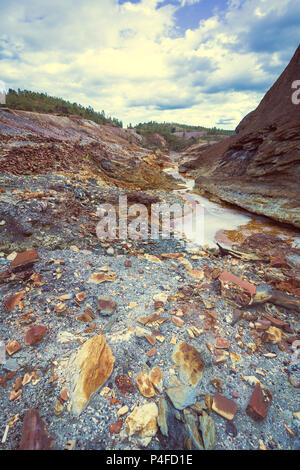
[75,291,86,302]
[10,250,39,269]
[60,388,69,402]
[88,272,117,284]
[98,297,117,315]
[115,374,135,395]
[219,271,256,297]
[146,347,156,357]
[215,337,230,350]
[76,313,93,322]
[25,325,47,346]
[246,383,271,421]
[4,291,25,312]
[10,389,22,401]
[136,371,155,398]
[212,393,238,420]
[172,316,184,327]
[161,253,184,259]
[6,340,22,356]
[13,377,23,391]
[189,269,204,279]
[145,335,156,346]
[172,341,205,387]
[67,334,115,416]
[139,313,160,325]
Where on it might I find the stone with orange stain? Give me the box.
[109,419,123,435]
[172,316,185,327]
[25,325,47,346]
[146,347,156,357]
[188,269,204,279]
[172,341,205,387]
[219,271,256,297]
[4,291,25,312]
[10,250,39,269]
[136,371,155,398]
[212,393,238,420]
[215,337,230,350]
[149,366,163,393]
[88,272,117,284]
[67,334,115,416]
[6,340,22,356]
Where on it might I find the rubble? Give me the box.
[0,105,299,451]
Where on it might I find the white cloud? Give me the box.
[0,0,299,128]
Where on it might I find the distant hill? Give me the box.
[1,88,123,128]
[133,121,234,151]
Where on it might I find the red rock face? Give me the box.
[19,409,52,450]
[184,45,300,228]
[25,325,47,346]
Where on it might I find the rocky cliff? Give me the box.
[180,45,300,228]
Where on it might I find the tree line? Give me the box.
[2,89,123,128]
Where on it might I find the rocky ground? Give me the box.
[0,97,299,452]
[0,178,299,450]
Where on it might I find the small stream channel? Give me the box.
[163,167,300,249]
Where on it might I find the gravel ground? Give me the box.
[0,241,299,450]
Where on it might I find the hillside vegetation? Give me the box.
[2,88,123,128]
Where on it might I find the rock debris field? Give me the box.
[0,208,300,450]
[0,104,299,451]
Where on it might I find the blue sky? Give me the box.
[0,0,299,128]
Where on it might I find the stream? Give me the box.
[163,167,300,250]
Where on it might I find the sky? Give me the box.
[0,0,299,129]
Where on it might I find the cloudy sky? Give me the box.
[0,0,299,128]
